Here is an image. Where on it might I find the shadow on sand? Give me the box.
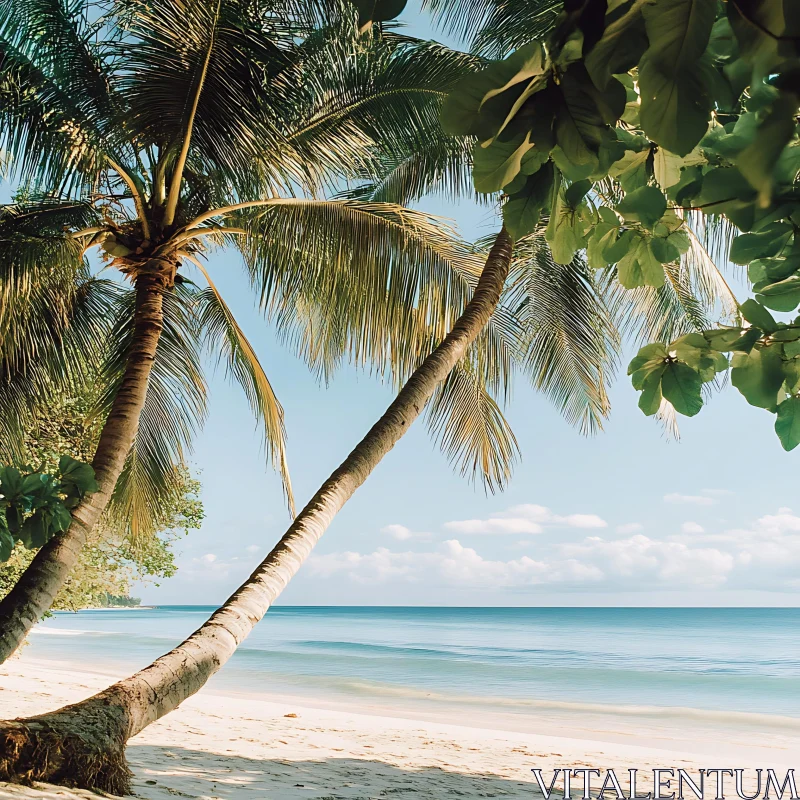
[119,743,540,799]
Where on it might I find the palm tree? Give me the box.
[0,225,514,792]
[0,0,515,661]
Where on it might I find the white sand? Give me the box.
[0,658,797,799]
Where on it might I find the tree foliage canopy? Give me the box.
[440,0,800,448]
[0,389,203,606]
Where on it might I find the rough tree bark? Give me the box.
[0,264,172,663]
[0,228,514,794]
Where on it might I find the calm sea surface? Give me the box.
[26,607,800,721]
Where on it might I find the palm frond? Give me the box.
[0,274,117,462]
[602,264,706,347]
[421,0,560,56]
[193,268,294,516]
[232,199,481,380]
[0,0,121,190]
[97,284,208,544]
[505,233,618,435]
[425,362,519,492]
[0,200,115,456]
[118,0,296,198]
[338,132,479,207]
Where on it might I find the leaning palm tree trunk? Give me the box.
[0,229,513,793]
[0,266,171,663]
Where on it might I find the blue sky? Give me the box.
[8,3,800,606]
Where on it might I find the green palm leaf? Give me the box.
[231,199,481,371]
[193,268,294,515]
[97,285,208,544]
[0,200,116,456]
[425,362,519,492]
[505,233,618,435]
[422,0,560,56]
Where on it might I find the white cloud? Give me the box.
[443,517,543,535]
[245,544,260,554]
[309,532,736,592]
[381,524,414,541]
[309,540,602,588]
[559,534,733,588]
[324,507,800,595]
[443,503,606,536]
[201,553,217,563]
[616,522,643,534]
[681,521,705,534]
[664,493,716,506]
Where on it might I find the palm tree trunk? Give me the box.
[0,228,513,794]
[0,268,170,664]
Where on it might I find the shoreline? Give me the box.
[1,656,798,799]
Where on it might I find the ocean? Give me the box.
[25,607,800,735]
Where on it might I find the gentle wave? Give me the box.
[23,606,800,721]
[29,627,105,636]
[277,674,800,728]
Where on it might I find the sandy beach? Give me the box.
[1,655,798,800]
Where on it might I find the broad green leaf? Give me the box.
[786,339,800,358]
[661,361,704,416]
[608,148,650,192]
[731,345,785,409]
[724,328,763,353]
[50,502,72,533]
[587,223,619,269]
[473,134,534,194]
[740,298,778,332]
[503,163,554,240]
[59,455,99,496]
[631,357,667,389]
[729,223,793,265]
[728,0,794,80]
[649,236,681,264]
[703,327,750,351]
[20,510,50,549]
[443,56,544,140]
[654,147,706,190]
[603,228,637,263]
[668,164,704,205]
[638,367,666,416]
[758,255,800,283]
[480,43,548,106]
[634,342,671,365]
[775,396,800,451]
[771,328,800,342]
[694,167,758,231]
[616,186,667,229]
[555,64,612,166]
[520,146,550,176]
[0,526,13,562]
[0,466,24,501]
[671,333,721,379]
[736,93,800,205]
[585,6,648,90]
[565,179,593,207]
[782,358,800,393]
[707,16,737,59]
[757,276,800,312]
[618,238,665,288]
[667,230,691,254]
[547,212,580,265]
[638,0,717,156]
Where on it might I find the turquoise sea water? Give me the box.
[26,607,800,721]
